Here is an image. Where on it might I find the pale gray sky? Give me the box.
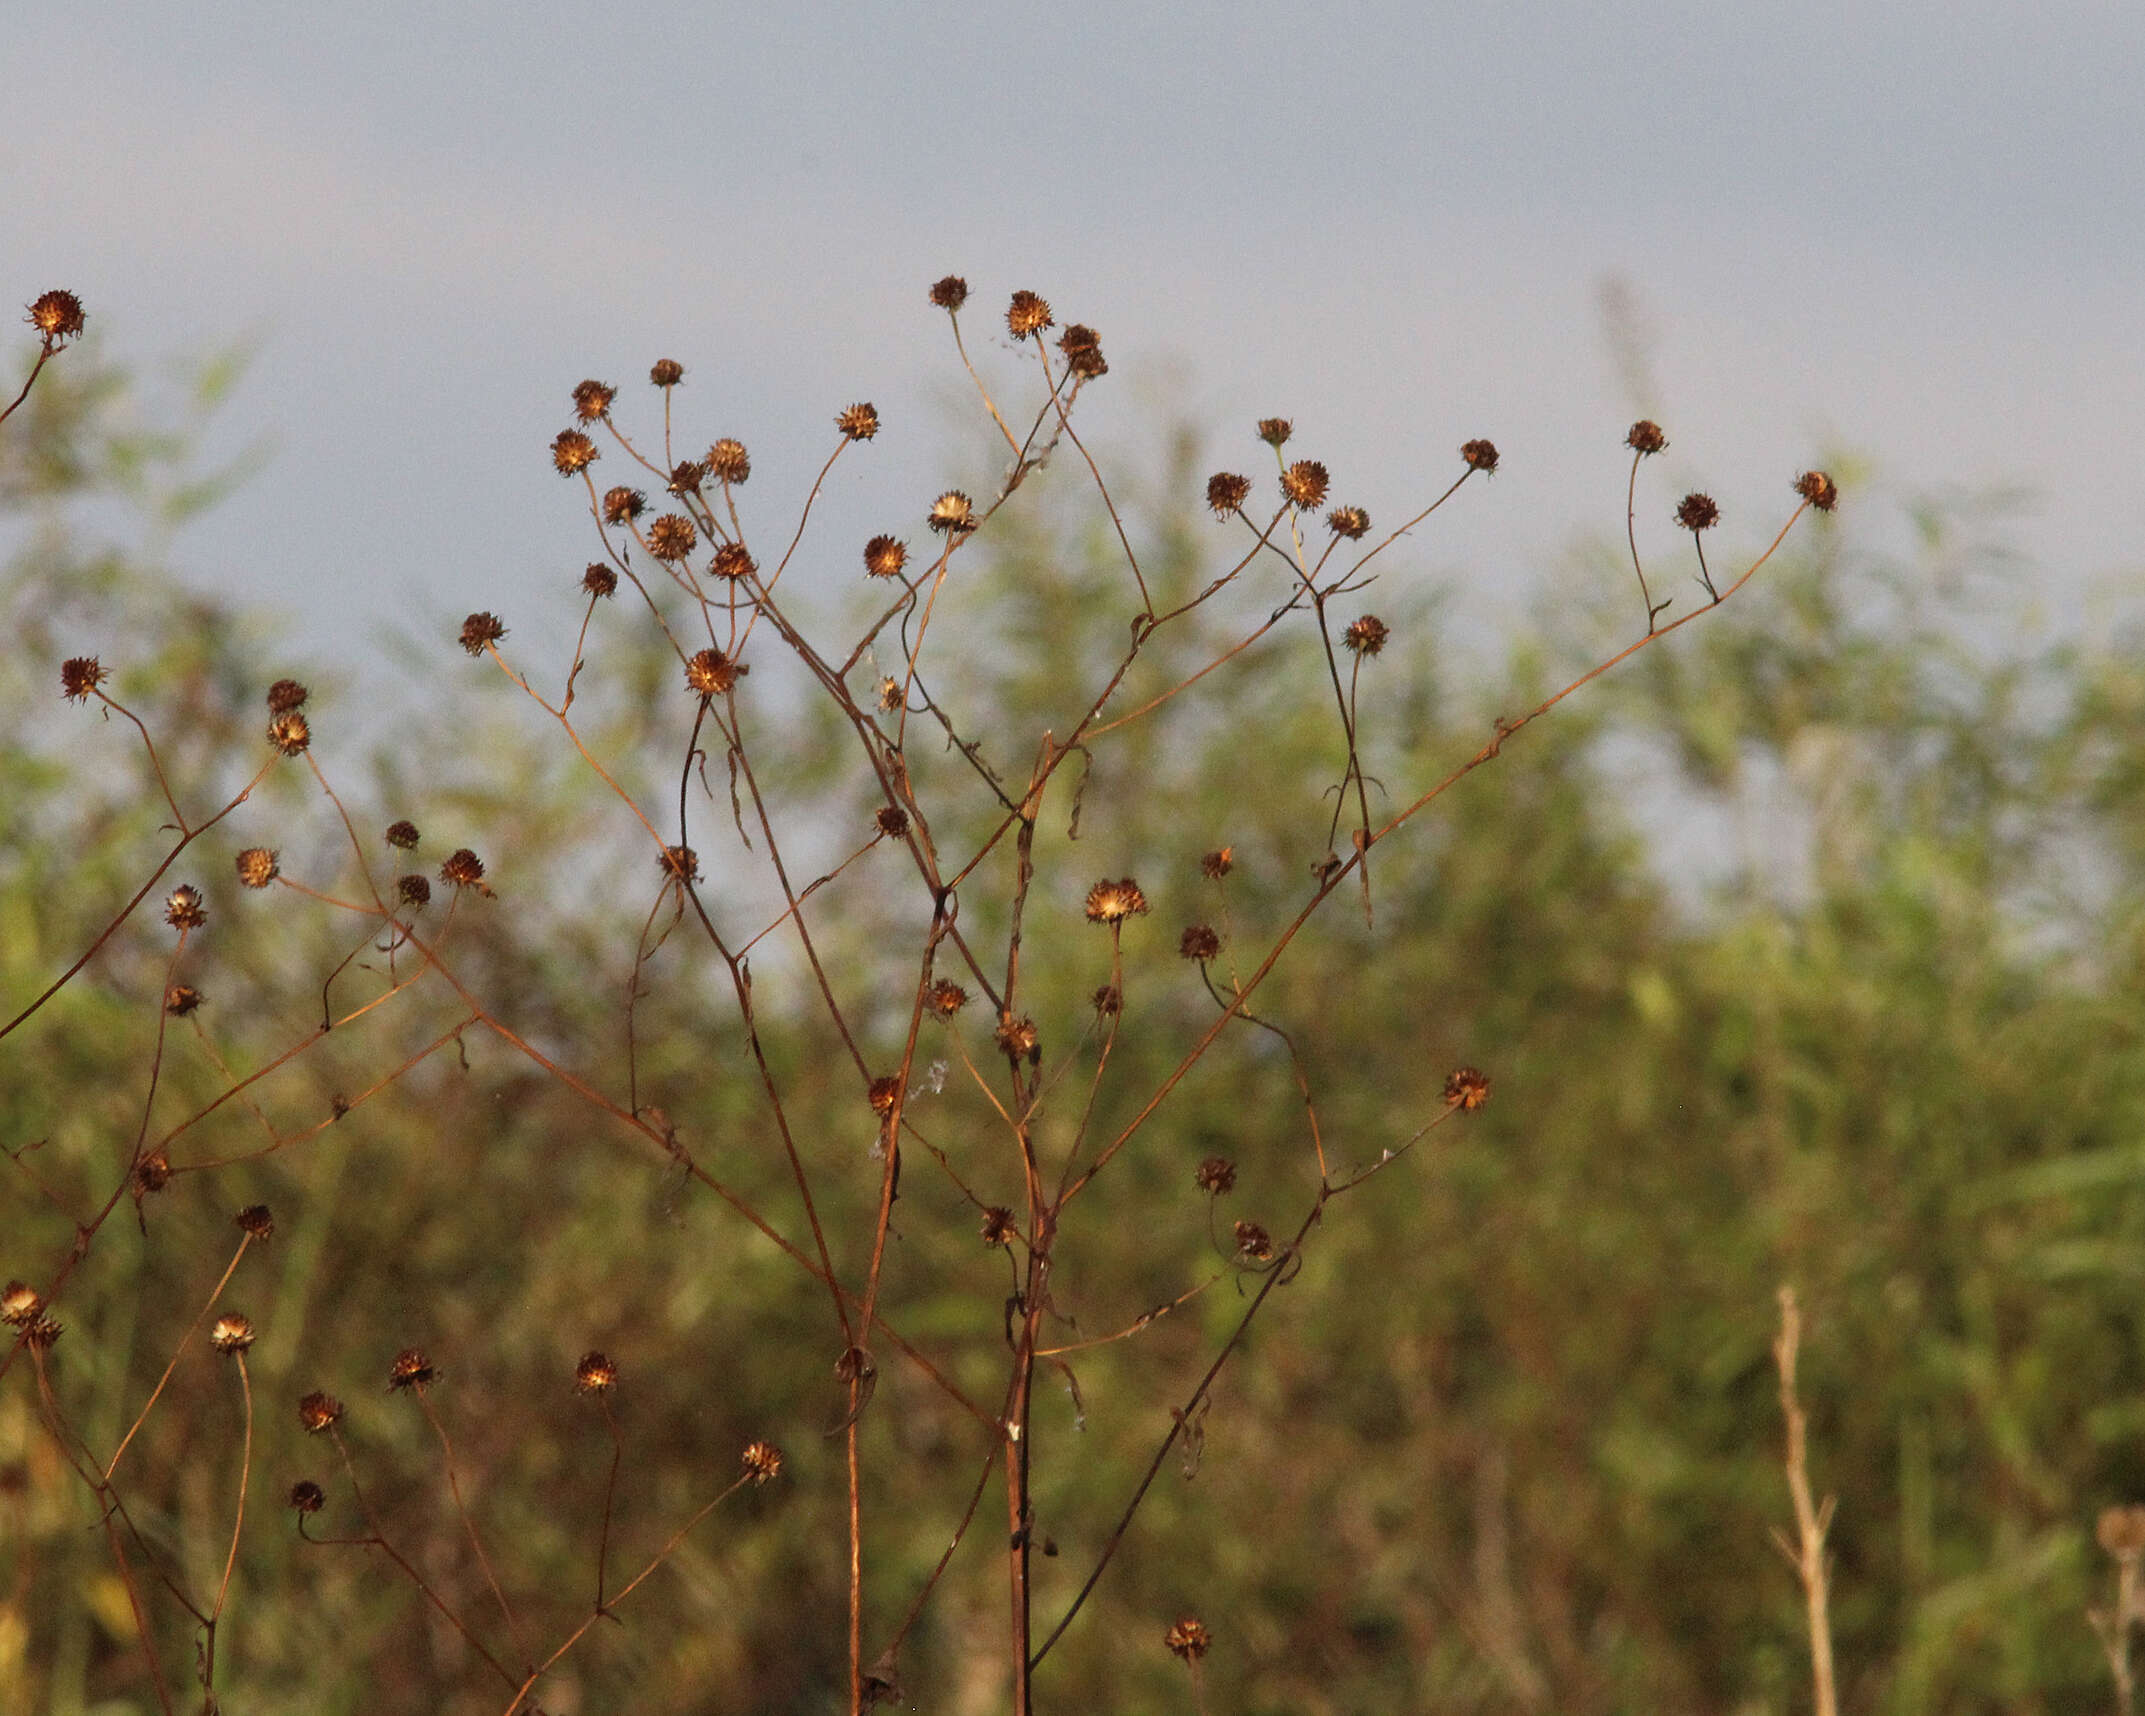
[10,0,2142,674]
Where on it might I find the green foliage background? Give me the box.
[6,338,2145,1715]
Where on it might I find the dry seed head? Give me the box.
[459,612,506,657]
[28,289,87,347]
[397,873,432,908]
[211,1314,256,1355]
[23,1315,63,1351]
[1795,469,1839,512]
[165,885,207,930]
[603,485,648,524]
[709,542,757,582]
[439,848,485,888]
[571,380,616,423]
[650,358,684,387]
[1326,505,1370,539]
[867,1074,903,1116]
[1280,460,1330,508]
[1205,472,1251,517]
[1,1282,41,1327]
[1257,418,1293,448]
[1444,1065,1491,1110]
[236,1204,274,1240]
[864,534,909,578]
[875,805,910,839]
[387,1348,438,1392]
[1626,420,1668,455]
[646,513,698,561]
[236,847,279,889]
[667,460,704,495]
[1085,876,1150,924]
[1058,323,1107,378]
[1091,983,1122,1017]
[996,1012,1041,1064]
[1461,438,1500,473]
[266,677,310,713]
[706,438,751,484]
[135,1152,173,1195]
[551,428,599,476]
[980,1206,1016,1247]
[1674,492,1720,532]
[267,710,312,756]
[837,402,881,441]
[929,275,969,311]
[164,983,205,1016]
[1179,924,1221,962]
[928,490,977,534]
[926,979,968,1017]
[1200,847,1234,880]
[582,562,618,597]
[877,676,902,712]
[1233,1220,1273,1260]
[659,844,700,883]
[1005,290,1053,340]
[1195,1156,1236,1195]
[741,1440,784,1484]
[385,820,421,851]
[60,657,107,702]
[288,1479,326,1514]
[1343,615,1390,657]
[2099,1506,2145,1561]
[685,648,739,696]
[298,1390,344,1433]
[575,1351,620,1395]
[1166,1616,1213,1662]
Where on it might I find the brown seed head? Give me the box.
[659,844,700,883]
[267,710,312,756]
[1280,460,1330,508]
[385,820,421,850]
[1257,418,1293,447]
[582,562,618,597]
[709,542,757,582]
[995,1012,1041,1064]
[928,490,977,535]
[864,534,909,578]
[266,677,310,713]
[1626,420,1667,455]
[23,1314,63,1351]
[1057,323,1107,378]
[2099,1506,2145,1561]
[236,848,279,889]
[837,402,881,441]
[551,429,598,476]
[742,1439,784,1484]
[298,1391,345,1433]
[440,849,486,888]
[980,1206,1016,1247]
[667,460,704,495]
[1200,847,1234,879]
[135,1151,173,1195]
[397,873,432,908]
[60,657,107,702]
[28,289,87,347]
[603,485,648,524]
[164,984,205,1016]
[210,1314,256,1355]
[705,437,751,484]
[650,358,685,387]
[646,514,698,561]
[1343,615,1390,657]
[459,611,506,657]
[387,1348,438,1392]
[926,979,968,1017]
[1,1283,41,1326]
[165,886,207,930]
[1456,438,1499,474]
[877,676,903,712]
[571,380,616,423]
[1166,1616,1213,1662]
[1443,1065,1491,1110]
[1195,1156,1236,1195]
[875,805,910,839]
[1084,876,1150,924]
[288,1479,326,1514]
[685,648,739,696]
[1675,492,1720,532]
[1091,983,1122,1017]
[1006,290,1053,340]
[1795,469,1839,512]
[1326,505,1371,539]
[867,1074,903,1116]
[236,1204,274,1240]
[1179,924,1221,961]
[929,275,970,311]
[575,1351,620,1395]
[1233,1220,1273,1260]
[1205,472,1251,517]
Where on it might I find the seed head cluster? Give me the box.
[1257,418,1293,447]
[165,885,207,930]
[1795,470,1839,512]
[1205,472,1251,517]
[1326,505,1370,540]
[551,429,599,476]
[1057,323,1107,379]
[236,848,279,889]
[397,874,432,908]
[686,648,740,696]
[647,514,698,561]
[604,486,648,524]
[440,849,486,888]
[387,1348,438,1392]
[1343,615,1390,657]
[582,562,618,597]
[460,612,507,657]
[266,678,310,713]
[385,820,421,850]
[929,275,969,312]
[837,402,880,440]
[1460,438,1500,473]
[1180,924,1221,961]
[1675,493,1720,532]
[1444,1066,1491,1110]
[210,1314,256,1355]
[707,438,751,484]
[1280,461,1330,509]
[1005,290,1053,340]
[650,358,684,387]
[298,1390,345,1433]
[571,380,616,423]
[929,491,977,535]
[28,289,87,347]
[926,979,968,1017]
[268,710,312,756]
[1084,877,1150,924]
[710,543,756,582]
[1626,420,1668,455]
[741,1440,784,1484]
[60,657,107,702]
[575,1351,620,1395]
[864,535,908,578]
[1195,1156,1236,1195]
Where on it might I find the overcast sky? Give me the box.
[10,0,2142,682]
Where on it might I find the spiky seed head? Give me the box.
[929,275,969,312]
[1343,615,1390,657]
[135,1152,173,1194]
[1085,877,1150,924]
[1091,983,1122,1017]
[685,648,739,696]
[1205,472,1251,517]
[864,535,908,578]
[709,542,756,582]
[27,289,87,346]
[236,848,279,889]
[1195,1156,1236,1195]
[397,873,432,908]
[706,438,751,484]
[571,380,616,423]
[165,886,207,930]
[875,805,910,839]
[1626,420,1667,455]
[1326,505,1370,539]
[1256,418,1293,447]
[1166,1616,1213,1662]
[211,1314,256,1355]
[164,984,205,1016]
[23,1314,63,1350]
[1233,1220,1273,1260]
[551,429,598,476]
[1005,290,1053,339]
[1443,1066,1491,1110]
[267,710,312,755]
[659,844,699,883]
[1,1282,41,1326]
[646,514,698,561]
[236,1204,274,1240]
[1201,847,1234,879]
[1674,492,1720,532]
[439,849,485,888]
[575,1351,620,1394]
[742,1440,784,1483]
[459,612,506,657]
[1280,461,1330,508]
[1180,924,1221,961]
[582,562,618,597]
[603,485,648,524]
[387,1348,438,1392]
[298,1390,345,1433]
[60,657,107,702]
[667,460,704,495]
[1795,470,1839,512]
[650,358,684,387]
[385,820,421,851]
[837,402,880,441]
[928,490,977,535]
[1460,438,1500,473]
[926,979,968,1017]
[867,1075,902,1116]
[288,1479,326,1514]
[1057,323,1107,378]
[995,1012,1041,1064]
[981,1206,1016,1246]
[266,678,310,713]
[877,676,902,712]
